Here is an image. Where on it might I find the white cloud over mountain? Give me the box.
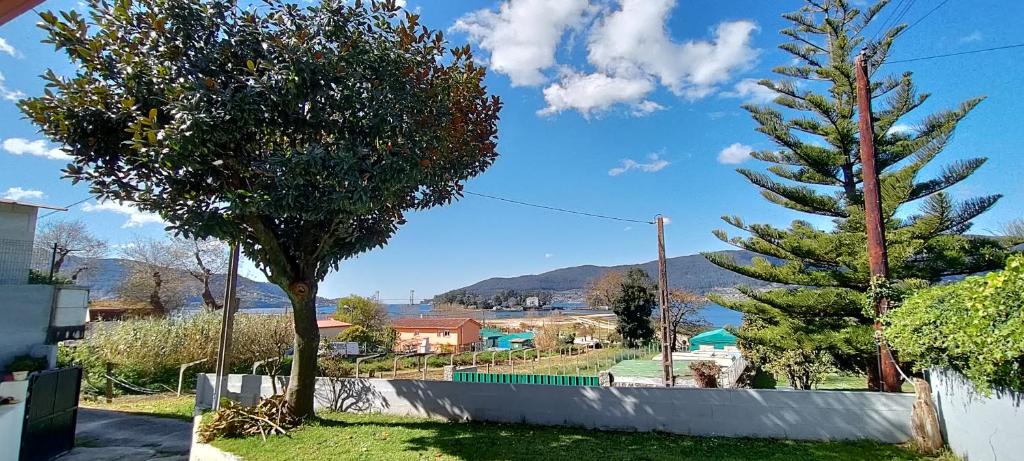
[2,138,71,160]
[608,152,670,176]
[456,0,759,118]
[585,0,758,99]
[538,71,655,117]
[452,0,593,87]
[717,143,753,164]
[724,78,778,104]
[0,72,26,103]
[0,38,19,58]
[82,200,166,228]
[2,187,44,201]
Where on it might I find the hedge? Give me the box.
[884,255,1024,393]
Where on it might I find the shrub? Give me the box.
[885,255,1024,393]
[69,311,293,391]
[318,355,354,378]
[689,360,720,388]
[7,355,48,373]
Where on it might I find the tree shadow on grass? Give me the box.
[311,414,930,461]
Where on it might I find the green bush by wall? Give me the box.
[884,255,1024,393]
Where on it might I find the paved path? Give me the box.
[57,409,192,461]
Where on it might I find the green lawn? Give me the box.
[775,374,915,392]
[80,393,195,421]
[211,412,945,461]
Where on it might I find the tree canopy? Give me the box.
[23,0,500,415]
[704,0,1010,389]
[612,268,656,348]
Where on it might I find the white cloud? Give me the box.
[630,100,666,117]
[587,0,758,99]
[0,38,19,58]
[0,72,26,102]
[2,138,71,160]
[82,200,166,228]
[544,253,554,259]
[395,0,407,7]
[723,78,777,104]
[539,71,656,117]
[608,152,670,176]
[624,226,633,231]
[717,142,753,164]
[959,31,983,43]
[452,0,592,87]
[888,124,915,135]
[2,187,44,201]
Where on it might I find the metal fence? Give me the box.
[0,238,63,285]
[452,371,600,387]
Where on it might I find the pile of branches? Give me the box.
[689,360,720,388]
[198,395,300,442]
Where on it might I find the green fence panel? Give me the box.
[451,372,598,387]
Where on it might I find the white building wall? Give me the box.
[0,285,56,369]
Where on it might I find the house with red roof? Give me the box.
[317,319,352,340]
[392,318,482,353]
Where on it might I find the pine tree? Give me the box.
[612,269,656,348]
[704,0,1010,389]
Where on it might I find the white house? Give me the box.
[525,296,540,308]
[0,199,89,369]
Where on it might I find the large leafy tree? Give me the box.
[704,0,1008,390]
[22,0,500,415]
[612,268,656,348]
[333,294,394,351]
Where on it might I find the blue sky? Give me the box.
[1,0,1021,301]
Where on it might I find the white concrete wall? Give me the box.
[0,285,55,369]
[196,374,914,443]
[930,368,1023,461]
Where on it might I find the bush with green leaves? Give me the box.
[885,255,1024,393]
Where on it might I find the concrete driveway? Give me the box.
[57,408,192,461]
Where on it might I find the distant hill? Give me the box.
[437,250,776,301]
[63,256,335,310]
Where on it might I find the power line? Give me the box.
[883,43,1024,64]
[870,0,910,43]
[463,191,654,225]
[38,196,95,219]
[896,0,950,38]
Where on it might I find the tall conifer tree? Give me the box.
[705,0,1009,389]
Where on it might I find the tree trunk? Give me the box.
[866,357,881,392]
[201,274,221,310]
[52,251,68,275]
[285,280,320,419]
[150,270,166,316]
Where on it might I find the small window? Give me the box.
[441,330,451,337]
[413,330,420,336]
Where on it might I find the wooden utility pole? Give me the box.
[855,50,901,392]
[656,215,674,387]
[212,242,241,409]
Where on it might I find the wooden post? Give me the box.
[656,216,674,387]
[855,50,901,392]
[212,243,241,410]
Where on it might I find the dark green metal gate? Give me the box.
[20,367,82,461]
[452,372,599,387]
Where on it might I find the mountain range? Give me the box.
[65,249,772,309]
[63,257,334,310]
[436,250,776,301]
